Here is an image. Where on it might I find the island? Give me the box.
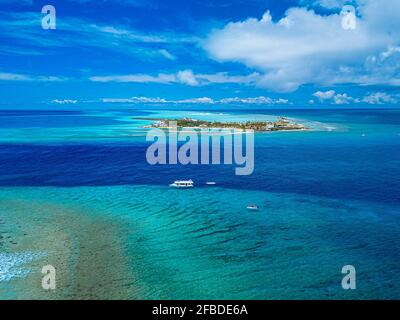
[137,117,308,132]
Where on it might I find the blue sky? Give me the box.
[0,0,399,108]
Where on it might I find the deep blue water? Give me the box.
[0,139,399,205]
[0,108,399,205]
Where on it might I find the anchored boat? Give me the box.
[169,180,194,188]
[246,204,259,211]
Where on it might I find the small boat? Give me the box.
[206,182,216,185]
[246,204,259,211]
[169,180,194,188]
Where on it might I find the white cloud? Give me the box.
[52,99,78,104]
[312,90,356,104]
[219,96,288,104]
[204,0,400,92]
[380,46,400,60]
[158,49,176,60]
[313,90,336,100]
[0,12,198,61]
[0,72,65,82]
[176,97,215,104]
[102,97,168,103]
[275,98,290,104]
[196,72,260,85]
[311,90,398,105]
[362,92,397,104]
[90,73,175,84]
[101,96,290,105]
[91,25,167,43]
[0,73,30,81]
[176,70,199,86]
[301,0,350,9]
[90,70,260,86]
[333,93,355,104]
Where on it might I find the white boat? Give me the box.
[169,180,194,188]
[206,182,216,185]
[246,204,259,211]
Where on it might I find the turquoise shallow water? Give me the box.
[0,108,399,299]
[0,185,399,299]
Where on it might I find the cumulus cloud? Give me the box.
[176,70,199,86]
[90,70,259,86]
[102,96,290,105]
[312,90,357,104]
[204,0,400,92]
[313,90,336,101]
[219,96,289,104]
[311,90,398,105]
[362,92,397,105]
[333,93,355,105]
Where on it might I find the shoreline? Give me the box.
[133,116,309,132]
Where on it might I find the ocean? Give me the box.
[0,107,399,299]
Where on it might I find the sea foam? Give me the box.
[0,252,46,282]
